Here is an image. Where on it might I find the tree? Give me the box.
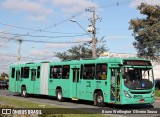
[55,38,108,60]
[129,3,160,60]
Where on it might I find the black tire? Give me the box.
[96,91,105,107]
[21,87,28,98]
[56,89,64,102]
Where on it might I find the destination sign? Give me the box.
[123,60,151,66]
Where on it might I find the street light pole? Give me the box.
[70,7,98,59]
[70,19,92,38]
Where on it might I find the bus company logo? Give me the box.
[2,109,12,114]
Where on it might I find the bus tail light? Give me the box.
[124,90,132,98]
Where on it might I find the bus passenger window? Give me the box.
[21,67,24,78]
[31,69,36,81]
[80,65,83,79]
[50,66,54,79]
[11,68,15,78]
[83,64,95,80]
[73,69,76,82]
[96,64,107,80]
[53,66,62,79]
[23,67,29,78]
[62,65,70,79]
[37,66,40,78]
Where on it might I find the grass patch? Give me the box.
[155,90,160,97]
[0,96,111,117]
[0,96,53,108]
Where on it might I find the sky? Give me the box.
[0,0,160,74]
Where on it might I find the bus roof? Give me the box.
[10,57,151,67]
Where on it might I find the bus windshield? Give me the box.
[122,67,154,90]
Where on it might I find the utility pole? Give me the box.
[87,7,98,59]
[91,8,97,59]
[18,36,22,64]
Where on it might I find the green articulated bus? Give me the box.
[9,58,155,107]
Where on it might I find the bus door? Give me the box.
[71,67,80,99]
[30,69,36,93]
[110,68,120,103]
[15,69,20,92]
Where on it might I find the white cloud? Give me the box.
[1,0,98,21]
[27,16,47,22]
[74,37,91,42]
[45,38,91,49]
[28,49,54,57]
[1,0,53,21]
[130,0,160,7]
[46,43,72,48]
[106,35,130,40]
[0,42,7,48]
[50,0,98,14]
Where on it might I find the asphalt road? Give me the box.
[0,90,160,117]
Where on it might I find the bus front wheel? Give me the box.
[56,89,64,102]
[96,91,105,107]
[21,87,27,98]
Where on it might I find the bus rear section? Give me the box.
[9,63,42,96]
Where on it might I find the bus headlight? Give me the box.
[124,90,132,98]
[151,91,154,97]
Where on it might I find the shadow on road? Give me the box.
[11,93,154,109]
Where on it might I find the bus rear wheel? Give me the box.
[96,91,105,107]
[56,89,64,102]
[21,87,27,98]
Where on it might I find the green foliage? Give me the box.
[129,3,160,60]
[155,90,160,97]
[55,38,108,60]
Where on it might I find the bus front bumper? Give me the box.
[121,96,155,105]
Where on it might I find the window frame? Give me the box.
[23,67,30,78]
[37,66,40,78]
[52,65,62,79]
[11,68,15,78]
[96,63,108,80]
[82,64,95,80]
[62,65,70,79]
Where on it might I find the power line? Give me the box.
[98,0,133,9]
[0,10,86,35]
[0,0,135,35]
[0,54,55,61]
[0,36,91,44]
[42,10,86,31]
[0,54,57,67]
[0,22,86,35]
[39,0,136,32]
[2,55,56,66]
[0,31,87,39]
